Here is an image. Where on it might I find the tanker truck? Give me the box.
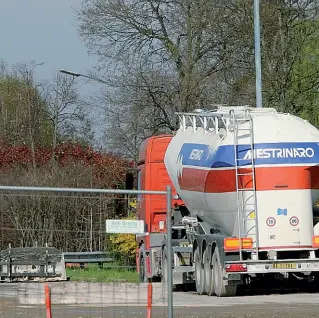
[132,105,319,297]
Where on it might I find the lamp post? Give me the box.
[254,0,263,108]
[59,68,107,252]
[59,69,108,84]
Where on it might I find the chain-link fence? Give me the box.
[0,186,172,318]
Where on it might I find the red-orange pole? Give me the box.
[146,282,153,318]
[45,283,52,318]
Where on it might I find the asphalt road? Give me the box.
[3,304,319,318]
[1,282,319,317]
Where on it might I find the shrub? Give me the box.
[107,213,138,267]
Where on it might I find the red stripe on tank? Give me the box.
[178,165,319,193]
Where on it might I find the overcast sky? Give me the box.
[0,0,105,141]
[0,0,98,94]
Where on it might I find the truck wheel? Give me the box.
[162,247,168,283]
[139,245,148,283]
[194,247,206,295]
[203,249,214,296]
[212,247,237,297]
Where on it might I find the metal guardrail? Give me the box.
[63,251,113,269]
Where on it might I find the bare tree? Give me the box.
[77,0,239,158]
[93,59,180,160]
[77,0,319,158]
[77,0,237,110]
[42,72,79,149]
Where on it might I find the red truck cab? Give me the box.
[137,134,182,238]
[135,135,183,279]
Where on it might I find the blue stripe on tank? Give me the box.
[178,142,319,168]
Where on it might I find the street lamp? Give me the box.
[59,68,108,84]
[59,69,81,77]
[59,68,108,252]
[59,68,166,90]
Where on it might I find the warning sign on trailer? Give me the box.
[266,217,276,227]
[289,216,299,226]
[105,219,145,234]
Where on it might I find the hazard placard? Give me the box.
[266,217,276,227]
[289,216,299,226]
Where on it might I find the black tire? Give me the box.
[139,245,148,283]
[194,247,206,295]
[162,247,168,284]
[203,249,214,296]
[212,247,237,297]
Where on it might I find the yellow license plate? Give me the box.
[273,263,296,269]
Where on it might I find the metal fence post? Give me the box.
[166,185,173,318]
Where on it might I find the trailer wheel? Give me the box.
[212,247,237,297]
[203,249,214,296]
[194,247,206,295]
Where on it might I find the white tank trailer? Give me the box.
[163,106,319,296]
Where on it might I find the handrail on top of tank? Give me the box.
[229,109,235,125]
[175,106,251,119]
[175,111,223,118]
[176,106,258,134]
[177,113,220,133]
[175,105,277,119]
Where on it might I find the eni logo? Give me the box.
[189,149,204,160]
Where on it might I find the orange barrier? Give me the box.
[146,283,153,318]
[45,284,52,318]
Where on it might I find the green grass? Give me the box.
[66,264,139,283]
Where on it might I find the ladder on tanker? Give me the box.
[229,109,259,260]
